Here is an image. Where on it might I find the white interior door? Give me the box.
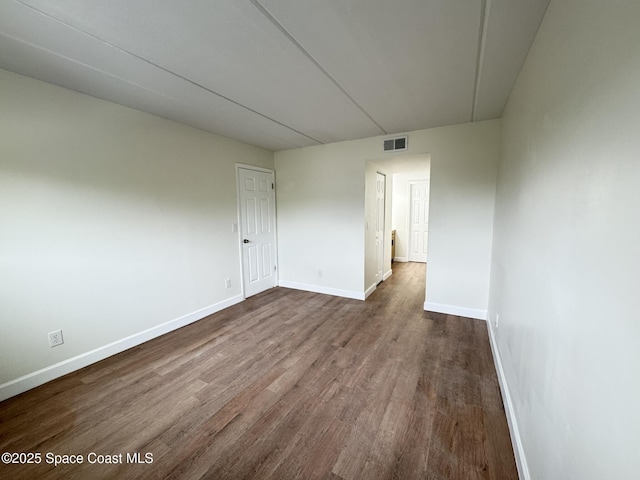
[238,166,277,297]
[409,181,429,263]
[375,172,386,283]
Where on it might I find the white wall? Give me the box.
[0,69,273,398]
[488,1,640,478]
[274,141,366,299]
[391,163,431,262]
[275,119,500,316]
[418,121,499,319]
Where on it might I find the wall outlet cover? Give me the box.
[48,329,64,347]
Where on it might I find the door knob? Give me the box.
[243,239,250,243]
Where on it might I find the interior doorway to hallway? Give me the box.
[383,154,430,265]
[364,154,430,301]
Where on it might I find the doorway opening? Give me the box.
[364,154,431,302]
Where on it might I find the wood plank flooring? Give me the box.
[0,262,518,479]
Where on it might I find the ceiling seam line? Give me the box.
[250,0,388,136]
[0,31,179,102]
[14,0,323,145]
[471,0,489,122]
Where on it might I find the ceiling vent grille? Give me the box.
[383,135,408,152]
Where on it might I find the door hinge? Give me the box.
[272,182,274,189]
[274,265,277,271]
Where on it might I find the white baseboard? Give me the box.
[423,301,487,320]
[279,280,364,301]
[383,269,392,281]
[364,283,376,299]
[393,257,408,262]
[487,323,530,480]
[0,295,244,402]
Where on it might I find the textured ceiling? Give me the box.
[0,0,550,151]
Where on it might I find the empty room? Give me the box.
[1,1,639,479]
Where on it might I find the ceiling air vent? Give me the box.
[383,135,408,152]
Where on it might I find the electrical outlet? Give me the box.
[225,278,231,288]
[495,314,500,329]
[48,329,64,347]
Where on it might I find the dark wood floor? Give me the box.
[0,262,517,480]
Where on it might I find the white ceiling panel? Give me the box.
[0,0,550,151]
[0,36,316,151]
[258,0,482,133]
[474,0,551,120]
[0,1,319,150]
[19,0,386,144]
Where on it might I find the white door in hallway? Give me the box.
[375,172,386,283]
[238,166,277,297]
[409,181,429,263]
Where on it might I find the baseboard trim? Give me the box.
[364,283,377,299]
[393,257,408,263]
[0,295,244,402]
[423,301,487,320]
[279,280,364,300]
[383,269,393,281]
[487,324,530,480]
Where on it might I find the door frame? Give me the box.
[235,163,279,298]
[375,171,386,284]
